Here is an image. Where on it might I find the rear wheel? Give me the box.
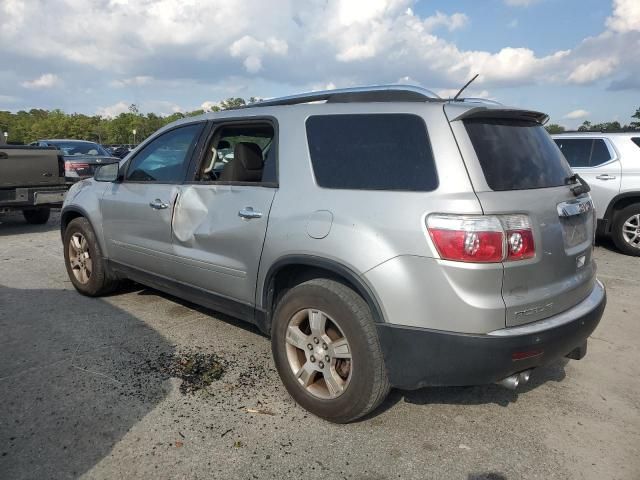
[63,217,119,296]
[22,207,50,224]
[271,278,389,423]
[612,204,640,256]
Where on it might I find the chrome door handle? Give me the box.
[238,207,262,219]
[595,174,616,180]
[149,199,169,209]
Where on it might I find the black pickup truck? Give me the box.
[0,145,69,224]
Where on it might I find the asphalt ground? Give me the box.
[1,211,639,480]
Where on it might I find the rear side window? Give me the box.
[632,137,640,148]
[306,114,438,191]
[464,119,572,191]
[553,138,613,167]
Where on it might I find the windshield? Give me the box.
[47,141,110,157]
[464,118,573,191]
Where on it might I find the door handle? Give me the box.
[238,207,263,219]
[595,174,616,180]
[149,199,169,209]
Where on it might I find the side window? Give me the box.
[631,137,640,148]
[194,122,275,184]
[126,123,203,183]
[590,139,612,166]
[554,139,592,168]
[306,114,438,191]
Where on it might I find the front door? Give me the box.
[101,122,205,277]
[554,137,621,219]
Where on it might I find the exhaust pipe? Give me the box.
[496,370,532,390]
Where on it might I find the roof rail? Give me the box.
[249,85,441,108]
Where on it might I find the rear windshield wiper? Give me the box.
[565,173,591,196]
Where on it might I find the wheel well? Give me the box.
[606,194,640,230]
[60,210,84,233]
[262,259,384,334]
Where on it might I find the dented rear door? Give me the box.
[171,184,276,307]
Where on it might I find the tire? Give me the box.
[22,207,50,224]
[63,217,119,296]
[611,204,640,256]
[271,278,390,423]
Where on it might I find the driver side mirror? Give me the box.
[94,162,121,182]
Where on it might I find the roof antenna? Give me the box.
[452,73,479,101]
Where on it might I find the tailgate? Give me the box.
[447,105,596,327]
[0,146,64,188]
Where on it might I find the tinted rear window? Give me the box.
[306,114,438,191]
[464,119,572,191]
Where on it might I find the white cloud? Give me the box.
[1,0,638,102]
[504,0,541,6]
[507,19,519,28]
[200,100,220,112]
[606,0,640,33]
[568,59,618,84]
[110,76,153,88]
[96,101,130,118]
[21,73,60,89]
[564,109,590,119]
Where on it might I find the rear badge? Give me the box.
[576,255,586,269]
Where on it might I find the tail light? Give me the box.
[65,161,90,172]
[427,214,535,263]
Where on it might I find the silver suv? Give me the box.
[61,86,606,423]
[552,132,640,256]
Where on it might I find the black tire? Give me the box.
[22,207,50,224]
[63,217,119,296]
[611,204,640,256]
[271,278,390,423]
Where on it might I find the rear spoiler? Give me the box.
[449,107,549,125]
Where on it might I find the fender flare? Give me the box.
[260,254,386,327]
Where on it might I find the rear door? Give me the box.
[448,108,596,327]
[169,120,277,307]
[101,122,205,277]
[553,137,621,219]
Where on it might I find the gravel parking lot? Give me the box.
[1,211,639,480]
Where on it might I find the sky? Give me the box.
[0,0,639,128]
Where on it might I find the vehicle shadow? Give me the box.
[595,235,619,254]
[365,360,568,420]
[0,210,60,237]
[0,286,173,480]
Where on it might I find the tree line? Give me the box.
[546,106,640,134]
[0,97,256,145]
[1,98,638,144]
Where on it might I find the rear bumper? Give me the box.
[376,280,606,390]
[0,186,68,210]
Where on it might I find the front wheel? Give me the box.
[612,204,640,256]
[22,207,50,224]
[271,278,389,423]
[63,217,119,296]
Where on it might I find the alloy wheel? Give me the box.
[284,308,352,399]
[68,232,93,284]
[622,213,640,249]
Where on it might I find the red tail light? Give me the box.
[427,214,535,263]
[65,161,90,171]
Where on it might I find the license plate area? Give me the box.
[557,197,594,249]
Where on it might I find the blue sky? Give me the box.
[0,0,638,128]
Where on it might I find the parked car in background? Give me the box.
[1,145,68,223]
[553,133,640,256]
[61,85,605,423]
[107,144,135,159]
[30,139,117,182]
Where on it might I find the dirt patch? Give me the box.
[158,351,225,394]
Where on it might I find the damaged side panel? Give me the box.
[170,184,276,307]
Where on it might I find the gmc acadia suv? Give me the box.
[60,85,606,423]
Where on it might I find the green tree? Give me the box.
[545,124,565,134]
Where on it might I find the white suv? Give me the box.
[553,133,640,256]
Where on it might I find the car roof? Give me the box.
[40,139,100,143]
[552,132,639,138]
